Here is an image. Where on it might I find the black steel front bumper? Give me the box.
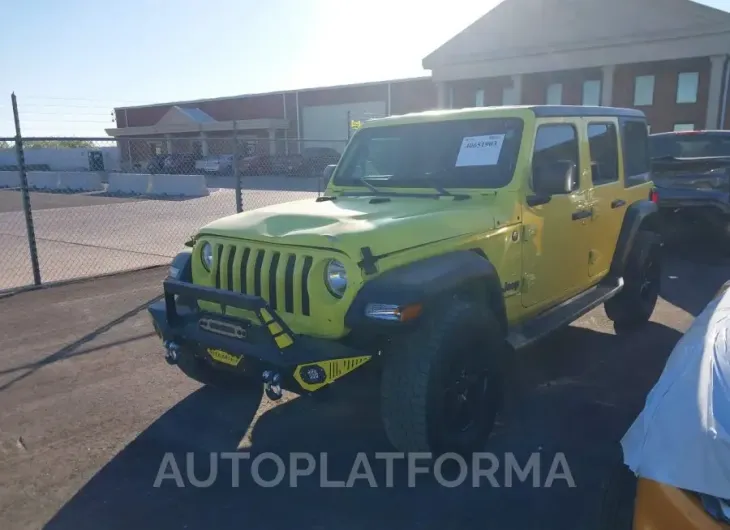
[148,279,370,377]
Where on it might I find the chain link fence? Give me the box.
[1,98,350,293]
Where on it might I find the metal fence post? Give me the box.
[11,93,41,286]
[233,122,242,213]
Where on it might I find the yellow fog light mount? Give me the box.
[294,356,372,392]
[364,303,423,322]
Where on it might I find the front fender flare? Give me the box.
[344,250,507,336]
[169,248,193,282]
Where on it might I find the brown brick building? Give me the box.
[425,0,730,132]
[107,0,730,165]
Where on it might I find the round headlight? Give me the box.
[324,259,347,298]
[201,242,213,271]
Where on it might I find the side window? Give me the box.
[533,124,580,192]
[621,119,651,188]
[587,123,619,185]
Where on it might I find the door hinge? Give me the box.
[522,273,536,292]
[522,225,537,241]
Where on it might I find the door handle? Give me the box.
[611,199,626,209]
[572,209,593,221]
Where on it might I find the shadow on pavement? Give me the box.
[0,295,162,392]
[44,319,682,530]
[659,246,729,317]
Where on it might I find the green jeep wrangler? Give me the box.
[149,105,661,455]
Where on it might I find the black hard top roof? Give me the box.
[529,105,646,119]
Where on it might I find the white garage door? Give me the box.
[301,101,386,153]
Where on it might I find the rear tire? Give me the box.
[605,231,661,331]
[380,299,506,455]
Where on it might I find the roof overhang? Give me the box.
[426,29,730,82]
[105,118,289,137]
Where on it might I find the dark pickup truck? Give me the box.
[649,130,730,246]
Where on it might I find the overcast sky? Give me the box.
[1,0,728,137]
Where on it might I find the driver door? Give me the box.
[521,120,592,309]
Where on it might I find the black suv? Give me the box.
[649,130,730,246]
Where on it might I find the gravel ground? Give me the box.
[0,249,727,530]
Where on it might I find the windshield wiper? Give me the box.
[359,176,384,194]
[343,175,470,200]
[422,172,470,200]
[428,184,470,200]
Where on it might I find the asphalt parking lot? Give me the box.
[0,246,727,530]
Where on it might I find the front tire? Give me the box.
[605,231,661,331]
[380,299,506,455]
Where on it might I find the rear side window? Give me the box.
[533,124,580,191]
[621,119,651,187]
[587,123,619,185]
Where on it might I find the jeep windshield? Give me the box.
[332,117,524,192]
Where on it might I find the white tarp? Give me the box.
[621,284,730,500]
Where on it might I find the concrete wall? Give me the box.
[0,146,121,171]
[0,171,104,191]
[108,172,208,197]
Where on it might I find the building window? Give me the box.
[633,75,655,106]
[476,89,485,107]
[587,123,619,184]
[546,83,563,105]
[582,80,601,106]
[533,124,580,192]
[676,72,699,104]
[673,123,695,132]
[502,86,518,105]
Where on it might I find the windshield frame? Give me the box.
[330,117,525,191]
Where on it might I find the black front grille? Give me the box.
[213,244,313,316]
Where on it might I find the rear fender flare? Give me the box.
[610,200,660,278]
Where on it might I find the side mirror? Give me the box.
[532,160,576,197]
[323,164,337,181]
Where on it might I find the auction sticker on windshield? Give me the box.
[455,134,505,167]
